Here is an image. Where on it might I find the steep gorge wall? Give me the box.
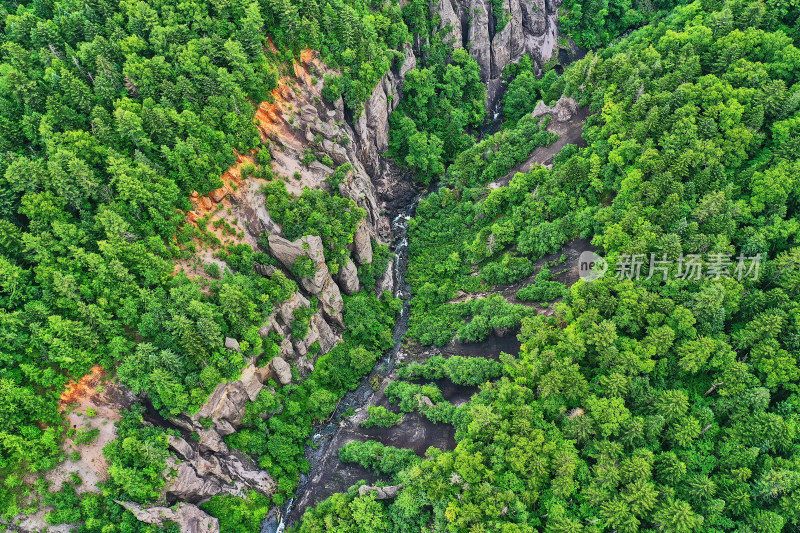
[142,4,567,524]
[434,0,564,107]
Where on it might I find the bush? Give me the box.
[515,267,567,302]
[102,405,170,503]
[264,181,365,272]
[361,406,403,428]
[339,441,420,476]
[73,428,100,446]
[398,355,504,386]
[204,262,221,279]
[291,255,317,280]
[357,242,393,289]
[291,299,317,340]
[201,491,271,533]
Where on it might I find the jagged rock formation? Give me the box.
[532,94,580,122]
[353,45,417,178]
[336,258,360,295]
[117,501,219,533]
[145,359,278,505]
[358,485,402,500]
[270,357,293,385]
[253,50,415,240]
[183,362,269,436]
[434,0,564,107]
[352,220,374,265]
[259,292,340,372]
[162,433,277,503]
[267,234,345,325]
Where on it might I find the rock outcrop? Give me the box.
[352,44,417,180]
[187,362,268,434]
[376,262,394,294]
[432,0,563,108]
[259,295,342,374]
[117,502,219,533]
[337,259,360,295]
[253,51,407,239]
[267,234,344,325]
[352,221,374,265]
[270,357,292,385]
[224,337,240,352]
[358,484,402,500]
[165,435,277,501]
[532,95,580,122]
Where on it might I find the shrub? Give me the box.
[361,406,403,428]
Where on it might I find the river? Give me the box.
[263,191,422,532]
[263,179,523,531]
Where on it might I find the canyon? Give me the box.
[32,2,579,531]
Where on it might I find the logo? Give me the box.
[579,251,608,282]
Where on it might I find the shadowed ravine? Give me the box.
[264,94,589,533]
[263,191,421,532]
[263,182,523,530]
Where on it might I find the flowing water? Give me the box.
[263,193,423,533]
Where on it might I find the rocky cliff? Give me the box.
[434,0,565,108]
[249,48,418,242]
[141,5,569,525]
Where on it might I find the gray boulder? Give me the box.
[375,262,394,294]
[353,222,373,265]
[239,365,264,402]
[358,485,401,500]
[117,502,219,533]
[337,258,360,295]
[270,357,292,385]
[197,429,228,454]
[193,380,250,427]
[313,313,339,354]
[279,336,297,360]
[190,363,268,434]
[165,459,223,501]
[224,337,241,352]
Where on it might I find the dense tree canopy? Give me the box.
[0,0,410,522]
[3,0,800,528]
[292,0,800,531]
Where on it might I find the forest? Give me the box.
[1,0,799,528]
[295,0,800,531]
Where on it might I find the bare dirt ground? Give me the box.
[13,369,135,533]
[50,368,136,494]
[406,331,522,363]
